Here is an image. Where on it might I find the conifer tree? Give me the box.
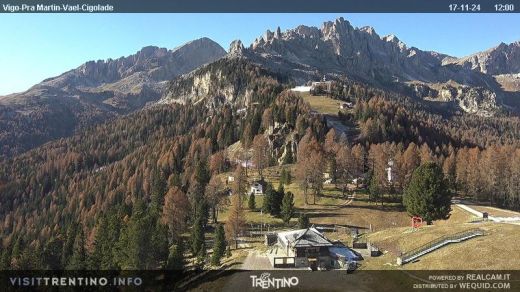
[271,184,284,216]
[166,239,185,270]
[281,192,295,224]
[282,145,294,165]
[298,213,310,229]
[368,173,383,206]
[248,192,256,210]
[190,216,205,259]
[42,237,63,270]
[66,228,86,270]
[0,247,11,270]
[404,162,452,224]
[150,221,169,269]
[262,183,274,214]
[195,241,207,269]
[150,167,166,210]
[211,224,226,266]
[61,224,77,268]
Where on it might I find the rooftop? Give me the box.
[277,227,333,248]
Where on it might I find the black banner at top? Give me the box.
[0,0,518,13]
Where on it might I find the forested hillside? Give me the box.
[1,58,519,270]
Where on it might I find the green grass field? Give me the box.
[299,92,343,115]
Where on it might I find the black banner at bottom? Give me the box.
[1,270,519,291]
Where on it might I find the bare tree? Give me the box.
[209,150,228,175]
[252,134,270,179]
[336,143,352,196]
[225,193,245,249]
[232,164,248,201]
[296,130,325,205]
[206,176,226,223]
[161,187,190,241]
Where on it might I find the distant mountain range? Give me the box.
[164,18,520,116]
[1,17,520,158]
[0,38,226,157]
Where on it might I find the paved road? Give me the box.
[455,203,520,225]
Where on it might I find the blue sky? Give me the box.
[0,13,519,95]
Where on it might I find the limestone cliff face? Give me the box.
[444,41,520,75]
[410,82,499,117]
[248,17,453,84]
[163,68,251,107]
[161,57,281,108]
[243,17,516,115]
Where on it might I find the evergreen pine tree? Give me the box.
[10,236,22,269]
[298,213,310,229]
[226,246,231,258]
[166,239,185,270]
[190,216,205,258]
[369,174,383,206]
[196,241,207,268]
[89,216,107,270]
[282,145,294,164]
[90,211,121,270]
[61,224,77,268]
[211,224,226,266]
[270,184,284,216]
[114,200,155,269]
[280,168,287,185]
[285,169,292,185]
[248,192,256,210]
[42,237,63,270]
[404,162,452,224]
[150,221,169,269]
[66,228,86,270]
[195,159,211,189]
[28,243,44,269]
[262,183,274,214]
[150,167,166,211]
[0,247,11,270]
[281,192,295,224]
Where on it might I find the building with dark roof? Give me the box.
[272,227,334,269]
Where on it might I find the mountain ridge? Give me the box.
[2,18,520,159]
[162,18,518,117]
[0,37,226,158]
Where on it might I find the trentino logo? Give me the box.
[250,272,299,289]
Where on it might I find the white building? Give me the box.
[386,160,394,182]
[250,181,264,195]
[340,102,354,109]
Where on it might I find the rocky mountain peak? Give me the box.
[445,40,520,75]
[229,40,245,55]
[274,26,282,39]
[321,17,354,40]
[383,34,407,51]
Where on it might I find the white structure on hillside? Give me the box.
[340,102,354,109]
[386,160,394,182]
[250,181,264,195]
[290,85,312,92]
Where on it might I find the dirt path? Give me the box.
[339,192,356,207]
[240,250,272,270]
